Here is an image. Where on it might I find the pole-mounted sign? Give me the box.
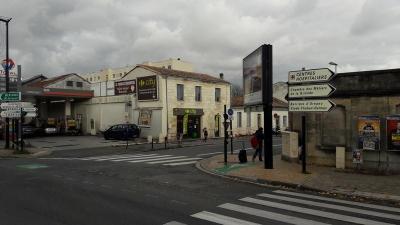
[0,92,21,101]
[289,99,336,112]
[288,68,334,84]
[288,84,336,98]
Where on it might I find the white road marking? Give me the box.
[93,154,155,161]
[111,154,163,161]
[197,152,221,156]
[164,221,187,225]
[127,156,186,163]
[147,158,202,164]
[191,211,260,225]
[273,190,400,213]
[258,193,400,221]
[241,197,394,225]
[219,203,330,225]
[163,161,198,166]
[81,154,147,160]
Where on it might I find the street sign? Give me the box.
[288,68,334,84]
[0,110,20,118]
[0,110,37,118]
[0,92,21,101]
[22,107,38,112]
[289,84,336,98]
[289,100,336,112]
[0,101,32,109]
[227,108,234,116]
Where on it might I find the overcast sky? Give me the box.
[0,0,399,85]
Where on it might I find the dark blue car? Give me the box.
[103,123,141,140]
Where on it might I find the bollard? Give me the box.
[151,138,154,150]
[164,136,167,149]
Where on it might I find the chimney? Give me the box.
[177,58,181,61]
[219,73,224,79]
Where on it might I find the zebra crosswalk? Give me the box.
[165,190,400,225]
[41,153,202,167]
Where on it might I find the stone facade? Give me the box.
[290,68,400,172]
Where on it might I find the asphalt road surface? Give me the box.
[1,137,400,225]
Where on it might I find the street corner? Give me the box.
[0,147,52,159]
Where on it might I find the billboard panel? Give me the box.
[387,115,400,150]
[243,46,263,106]
[114,79,136,95]
[137,75,158,101]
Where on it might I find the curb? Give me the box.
[196,158,400,205]
[0,149,52,159]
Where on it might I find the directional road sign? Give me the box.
[289,100,336,112]
[289,84,336,98]
[0,101,32,109]
[22,107,38,112]
[288,68,334,84]
[0,110,37,118]
[0,92,21,101]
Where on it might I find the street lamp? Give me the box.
[0,16,11,149]
[329,61,338,74]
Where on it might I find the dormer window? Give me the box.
[66,81,73,87]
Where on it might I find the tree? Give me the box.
[231,84,243,97]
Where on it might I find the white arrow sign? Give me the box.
[22,107,38,112]
[289,84,336,98]
[0,101,33,109]
[288,68,334,84]
[0,110,37,118]
[25,112,37,117]
[289,100,336,112]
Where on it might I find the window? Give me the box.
[112,74,115,78]
[168,65,172,69]
[257,114,262,128]
[76,82,83,87]
[98,76,100,80]
[89,77,92,82]
[120,73,122,76]
[283,116,287,127]
[177,84,184,101]
[215,88,221,102]
[195,86,201,101]
[237,112,242,128]
[66,81,73,87]
[247,112,251,127]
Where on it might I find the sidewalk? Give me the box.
[197,153,400,205]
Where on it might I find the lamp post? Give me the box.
[329,61,338,74]
[0,16,12,149]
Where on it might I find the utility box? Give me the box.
[281,131,299,162]
[336,146,346,169]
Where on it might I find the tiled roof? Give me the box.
[27,74,74,88]
[136,64,230,84]
[231,96,288,108]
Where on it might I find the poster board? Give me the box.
[357,116,380,151]
[386,115,400,150]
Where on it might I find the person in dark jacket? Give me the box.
[252,127,264,162]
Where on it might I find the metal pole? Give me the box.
[5,20,10,149]
[262,44,273,169]
[20,107,23,152]
[223,105,227,164]
[302,115,307,173]
[230,119,233,154]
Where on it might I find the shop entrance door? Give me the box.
[177,115,201,138]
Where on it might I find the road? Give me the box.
[1,136,399,225]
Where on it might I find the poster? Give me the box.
[243,46,262,105]
[357,116,380,150]
[183,114,188,135]
[114,80,136,95]
[352,149,363,163]
[387,115,400,150]
[137,76,158,101]
[139,110,152,126]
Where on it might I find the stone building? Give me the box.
[231,96,288,136]
[290,68,400,172]
[75,64,230,140]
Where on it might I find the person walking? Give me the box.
[203,127,208,142]
[252,127,264,162]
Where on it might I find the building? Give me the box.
[81,65,134,83]
[22,73,93,129]
[75,64,230,140]
[273,81,288,103]
[231,96,288,136]
[290,68,400,172]
[142,58,194,72]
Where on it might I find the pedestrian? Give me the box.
[203,127,208,142]
[252,127,264,162]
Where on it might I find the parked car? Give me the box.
[44,125,58,135]
[22,125,44,137]
[103,123,141,140]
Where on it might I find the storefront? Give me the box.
[174,108,203,138]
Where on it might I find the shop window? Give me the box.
[177,84,184,101]
[195,86,201,101]
[237,112,242,128]
[66,81,73,87]
[215,88,221,102]
[76,82,83,87]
